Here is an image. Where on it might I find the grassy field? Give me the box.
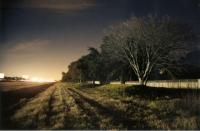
[0,81,53,92]
[0,82,54,129]
[6,82,200,130]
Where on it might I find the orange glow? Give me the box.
[0,73,4,79]
[30,77,55,83]
[22,75,29,80]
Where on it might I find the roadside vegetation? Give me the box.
[62,15,200,85]
[10,83,200,130]
[0,81,51,92]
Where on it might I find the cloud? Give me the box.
[5,0,96,11]
[10,40,49,53]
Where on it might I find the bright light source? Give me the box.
[31,77,39,82]
[22,75,29,80]
[0,73,4,79]
[30,76,55,83]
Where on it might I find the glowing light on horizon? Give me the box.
[30,76,55,83]
[22,75,29,80]
[0,73,4,79]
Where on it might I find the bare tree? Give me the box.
[102,16,196,85]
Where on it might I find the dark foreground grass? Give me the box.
[0,83,54,129]
[76,84,200,129]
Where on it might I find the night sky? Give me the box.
[0,0,200,80]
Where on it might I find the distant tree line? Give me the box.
[62,16,200,85]
[1,76,25,81]
[62,47,137,84]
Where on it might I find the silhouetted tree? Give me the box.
[61,61,83,82]
[62,47,102,84]
[102,16,197,85]
[78,47,101,84]
[100,46,136,83]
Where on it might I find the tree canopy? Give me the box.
[62,16,199,85]
[102,16,197,85]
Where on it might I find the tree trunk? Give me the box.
[138,77,144,86]
[79,74,82,84]
[120,76,125,84]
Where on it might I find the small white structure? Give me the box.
[0,73,5,80]
[125,81,140,85]
[87,81,101,85]
[198,79,200,88]
[94,81,100,84]
[110,81,121,85]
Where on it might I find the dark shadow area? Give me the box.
[0,83,54,129]
[44,87,56,129]
[66,88,101,129]
[78,84,102,88]
[125,85,200,100]
[69,86,200,129]
[68,88,151,129]
[1,83,54,108]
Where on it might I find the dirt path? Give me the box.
[9,83,123,129]
[9,83,135,129]
[66,87,139,129]
[65,88,102,129]
[8,83,171,129]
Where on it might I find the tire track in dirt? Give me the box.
[44,85,57,128]
[44,84,73,129]
[64,87,101,129]
[47,85,71,129]
[66,87,139,129]
[59,85,81,129]
[76,87,170,129]
[26,85,57,129]
[10,84,57,129]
